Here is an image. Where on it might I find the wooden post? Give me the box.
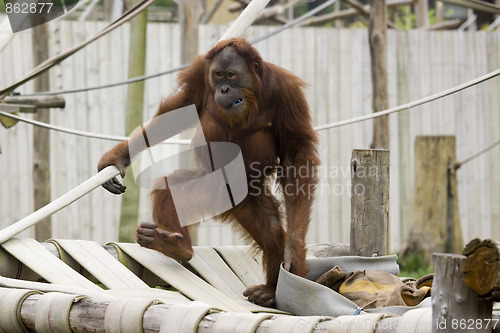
[369,0,389,149]
[432,253,493,333]
[119,0,148,242]
[405,136,464,259]
[350,149,390,257]
[436,1,444,22]
[334,0,342,28]
[179,0,203,63]
[397,32,411,249]
[414,0,429,27]
[179,0,203,245]
[32,22,51,242]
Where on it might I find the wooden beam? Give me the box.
[342,0,402,29]
[2,95,65,108]
[300,0,414,26]
[419,18,463,30]
[350,149,390,257]
[440,0,500,15]
[0,103,36,113]
[12,292,430,332]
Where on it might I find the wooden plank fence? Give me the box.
[0,19,499,251]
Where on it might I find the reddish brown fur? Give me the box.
[98,38,319,307]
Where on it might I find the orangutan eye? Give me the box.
[215,71,222,78]
[228,72,235,78]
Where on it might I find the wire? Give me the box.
[0,0,157,98]
[454,138,500,169]
[20,0,339,97]
[20,64,190,96]
[313,68,500,131]
[1,67,498,145]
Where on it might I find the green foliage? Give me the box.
[393,7,438,30]
[397,252,433,279]
[348,20,367,28]
[394,6,415,30]
[152,0,175,7]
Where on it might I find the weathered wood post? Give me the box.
[350,149,390,256]
[369,0,389,149]
[179,0,203,246]
[433,253,493,333]
[32,21,51,242]
[405,136,464,259]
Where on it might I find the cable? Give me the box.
[0,0,157,98]
[313,68,500,131]
[0,109,191,145]
[1,67,498,145]
[20,0,338,97]
[453,138,500,169]
[20,64,190,96]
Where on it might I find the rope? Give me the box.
[20,65,190,96]
[0,0,274,243]
[0,0,157,98]
[0,109,191,145]
[313,68,500,131]
[453,138,500,170]
[20,0,338,97]
[1,67,499,144]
